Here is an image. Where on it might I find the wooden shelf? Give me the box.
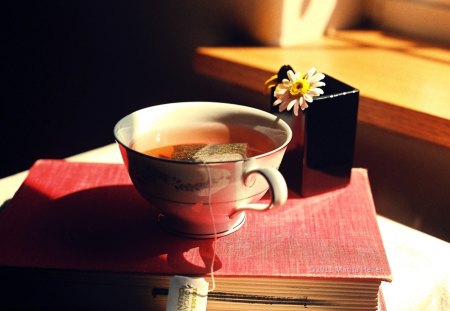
[194,30,450,148]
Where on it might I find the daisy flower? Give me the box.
[273,68,325,116]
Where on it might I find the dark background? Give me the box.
[2,1,253,178]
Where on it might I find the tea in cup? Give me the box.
[114,102,291,238]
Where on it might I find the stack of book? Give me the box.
[0,160,391,310]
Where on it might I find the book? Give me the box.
[0,159,391,310]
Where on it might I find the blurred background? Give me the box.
[2,0,449,241]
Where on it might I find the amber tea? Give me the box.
[133,122,276,162]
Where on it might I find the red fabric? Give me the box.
[0,160,391,282]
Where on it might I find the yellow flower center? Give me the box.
[289,79,310,96]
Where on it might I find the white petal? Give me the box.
[281,92,290,101]
[312,81,326,88]
[304,93,313,103]
[275,92,290,107]
[281,79,291,86]
[279,100,289,112]
[287,70,296,82]
[274,88,287,96]
[293,102,300,116]
[299,97,308,110]
[310,73,325,84]
[305,67,316,80]
[308,87,324,96]
[287,99,297,111]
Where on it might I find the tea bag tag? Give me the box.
[166,275,209,311]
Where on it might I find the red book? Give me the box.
[0,160,391,310]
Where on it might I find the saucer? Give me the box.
[157,212,246,239]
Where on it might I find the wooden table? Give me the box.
[194,30,450,148]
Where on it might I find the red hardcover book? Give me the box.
[0,160,391,310]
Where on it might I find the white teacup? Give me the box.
[114,102,291,238]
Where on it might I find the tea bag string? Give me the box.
[204,162,217,293]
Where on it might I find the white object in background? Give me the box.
[229,0,364,47]
[278,0,337,46]
[379,216,450,311]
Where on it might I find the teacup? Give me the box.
[114,102,292,238]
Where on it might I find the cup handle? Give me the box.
[233,159,288,214]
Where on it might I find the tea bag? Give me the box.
[171,144,207,161]
[172,143,248,162]
[193,143,248,162]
